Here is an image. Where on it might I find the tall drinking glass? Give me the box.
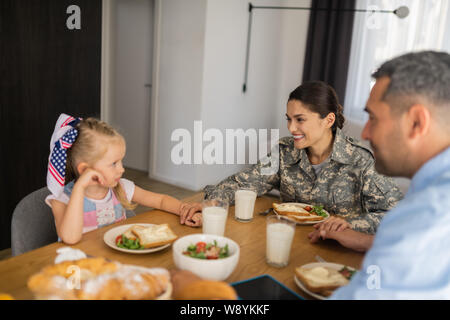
[202,199,229,236]
[266,215,296,267]
[234,189,257,222]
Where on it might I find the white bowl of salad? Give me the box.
[172,234,240,281]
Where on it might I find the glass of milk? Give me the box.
[202,199,229,236]
[234,189,257,222]
[266,215,296,268]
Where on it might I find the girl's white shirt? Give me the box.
[44,178,135,207]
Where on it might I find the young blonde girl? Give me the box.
[46,114,202,245]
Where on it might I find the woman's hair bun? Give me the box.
[335,104,345,129]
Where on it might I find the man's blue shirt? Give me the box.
[331,147,450,299]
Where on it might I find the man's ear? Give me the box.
[76,162,89,175]
[406,104,431,140]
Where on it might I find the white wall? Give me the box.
[275,0,311,138]
[112,0,153,171]
[150,0,208,189]
[150,0,311,191]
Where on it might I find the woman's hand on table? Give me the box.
[315,216,350,232]
[308,228,373,253]
[179,202,202,227]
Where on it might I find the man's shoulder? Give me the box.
[374,184,450,238]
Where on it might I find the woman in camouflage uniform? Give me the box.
[200,81,403,235]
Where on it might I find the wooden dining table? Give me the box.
[0,193,365,300]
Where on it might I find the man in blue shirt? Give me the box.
[311,51,450,299]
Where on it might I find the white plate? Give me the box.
[294,262,356,300]
[274,203,330,225]
[103,224,172,254]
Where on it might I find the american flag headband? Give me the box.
[47,116,82,196]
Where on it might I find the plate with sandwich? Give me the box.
[104,223,178,254]
[272,202,330,225]
[294,262,357,299]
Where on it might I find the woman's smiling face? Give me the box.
[286,99,333,150]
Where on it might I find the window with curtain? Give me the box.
[344,0,450,123]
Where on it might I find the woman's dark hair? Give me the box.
[288,81,345,134]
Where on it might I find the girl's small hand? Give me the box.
[314,216,350,232]
[184,212,202,227]
[179,202,202,225]
[75,168,106,189]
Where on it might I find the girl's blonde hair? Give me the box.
[65,117,137,210]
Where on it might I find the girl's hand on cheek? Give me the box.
[76,168,106,189]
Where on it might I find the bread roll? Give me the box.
[27,257,170,300]
[173,280,237,300]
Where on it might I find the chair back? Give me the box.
[11,187,137,256]
[11,187,57,256]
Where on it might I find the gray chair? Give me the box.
[11,187,136,256]
[11,187,57,256]
[125,210,136,218]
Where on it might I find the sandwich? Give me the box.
[130,224,178,249]
[272,203,328,222]
[117,224,178,249]
[122,225,142,241]
[295,266,352,297]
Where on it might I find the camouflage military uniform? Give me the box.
[203,128,403,234]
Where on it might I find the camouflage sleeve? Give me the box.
[348,160,404,234]
[203,154,280,206]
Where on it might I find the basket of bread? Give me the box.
[294,262,356,299]
[27,256,172,300]
[272,202,330,224]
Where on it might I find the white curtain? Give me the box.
[344,0,450,123]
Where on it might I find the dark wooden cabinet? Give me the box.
[0,0,102,250]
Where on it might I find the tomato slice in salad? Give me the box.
[196,241,207,253]
[115,235,122,245]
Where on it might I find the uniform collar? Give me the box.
[279,136,301,165]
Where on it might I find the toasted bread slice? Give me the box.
[131,224,178,249]
[288,215,326,222]
[295,266,349,297]
[122,225,145,241]
[272,203,310,216]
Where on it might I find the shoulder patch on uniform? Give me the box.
[345,136,374,158]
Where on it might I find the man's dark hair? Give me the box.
[372,51,450,113]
